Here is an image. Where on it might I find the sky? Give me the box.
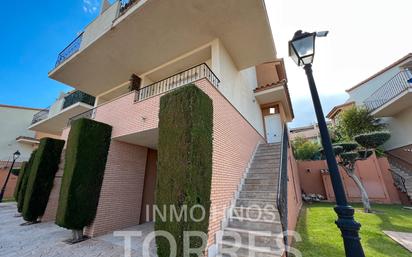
[1,0,411,127]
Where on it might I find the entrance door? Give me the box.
[264,114,282,143]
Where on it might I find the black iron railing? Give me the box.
[31,108,50,125]
[119,0,139,15]
[390,168,407,193]
[134,63,220,102]
[67,109,95,126]
[364,70,412,111]
[55,33,83,67]
[277,124,289,248]
[63,90,96,109]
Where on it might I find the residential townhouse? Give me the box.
[28,0,302,256]
[328,53,412,201]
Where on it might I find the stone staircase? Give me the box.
[389,163,412,201]
[217,143,285,257]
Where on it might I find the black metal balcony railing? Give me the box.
[277,124,289,247]
[62,90,96,109]
[67,109,95,126]
[135,63,220,102]
[119,0,139,15]
[364,70,412,112]
[55,33,83,67]
[31,108,49,125]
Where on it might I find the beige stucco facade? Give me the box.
[0,105,40,162]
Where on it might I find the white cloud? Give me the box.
[83,0,99,14]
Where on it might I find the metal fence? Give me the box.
[31,108,50,125]
[134,63,220,102]
[62,90,96,109]
[364,70,412,111]
[55,33,83,67]
[67,109,95,126]
[277,124,289,248]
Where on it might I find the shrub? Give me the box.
[22,138,65,222]
[17,150,37,213]
[334,142,358,152]
[354,131,391,149]
[292,138,321,160]
[13,162,27,201]
[56,118,112,230]
[11,168,20,176]
[155,85,213,257]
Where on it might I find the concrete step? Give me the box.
[218,240,283,257]
[248,167,279,173]
[254,151,281,157]
[252,158,280,165]
[239,191,276,199]
[222,227,284,249]
[244,178,278,185]
[231,207,280,221]
[253,154,281,161]
[242,184,278,192]
[228,216,282,232]
[236,199,277,209]
[247,172,278,179]
[250,162,279,169]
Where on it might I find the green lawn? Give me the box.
[294,203,412,257]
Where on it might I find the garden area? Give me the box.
[294,203,412,257]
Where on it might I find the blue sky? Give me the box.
[0,0,100,108]
[1,0,410,128]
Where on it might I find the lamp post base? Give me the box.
[334,205,365,257]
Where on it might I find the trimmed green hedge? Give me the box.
[17,150,37,213]
[22,138,65,221]
[155,85,213,257]
[14,162,27,201]
[56,118,112,230]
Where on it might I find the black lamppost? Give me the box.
[0,150,21,203]
[289,30,365,257]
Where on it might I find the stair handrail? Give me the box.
[277,123,289,250]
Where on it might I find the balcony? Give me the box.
[49,0,276,96]
[67,63,219,148]
[364,70,412,116]
[29,90,95,135]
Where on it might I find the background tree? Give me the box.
[292,137,321,160]
[335,106,385,139]
[331,131,390,213]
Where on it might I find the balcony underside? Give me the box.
[254,85,293,121]
[115,128,158,150]
[371,89,412,117]
[29,102,93,135]
[49,0,276,96]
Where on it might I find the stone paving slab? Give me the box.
[384,230,412,252]
[0,202,157,257]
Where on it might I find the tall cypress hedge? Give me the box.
[22,138,65,222]
[17,150,37,213]
[14,162,27,201]
[56,118,112,230]
[155,85,213,257]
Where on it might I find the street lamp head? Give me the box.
[288,30,329,66]
[13,150,21,161]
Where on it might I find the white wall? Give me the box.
[0,107,38,162]
[347,65,402,105]
[211,39,264,135]
[383,105,412,150]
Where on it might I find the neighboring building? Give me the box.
[0,104,41,199]
[328,53,412,201]
[326,101,354,125]
[289,122,331,143]
[28,1,302,256]
[29,90,95,137]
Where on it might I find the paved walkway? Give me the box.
[384,231,412,252]
[0,202,157,257]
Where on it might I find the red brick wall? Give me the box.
[85,140,148,236]
[0,167,18,199]
[194,80,265,246]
